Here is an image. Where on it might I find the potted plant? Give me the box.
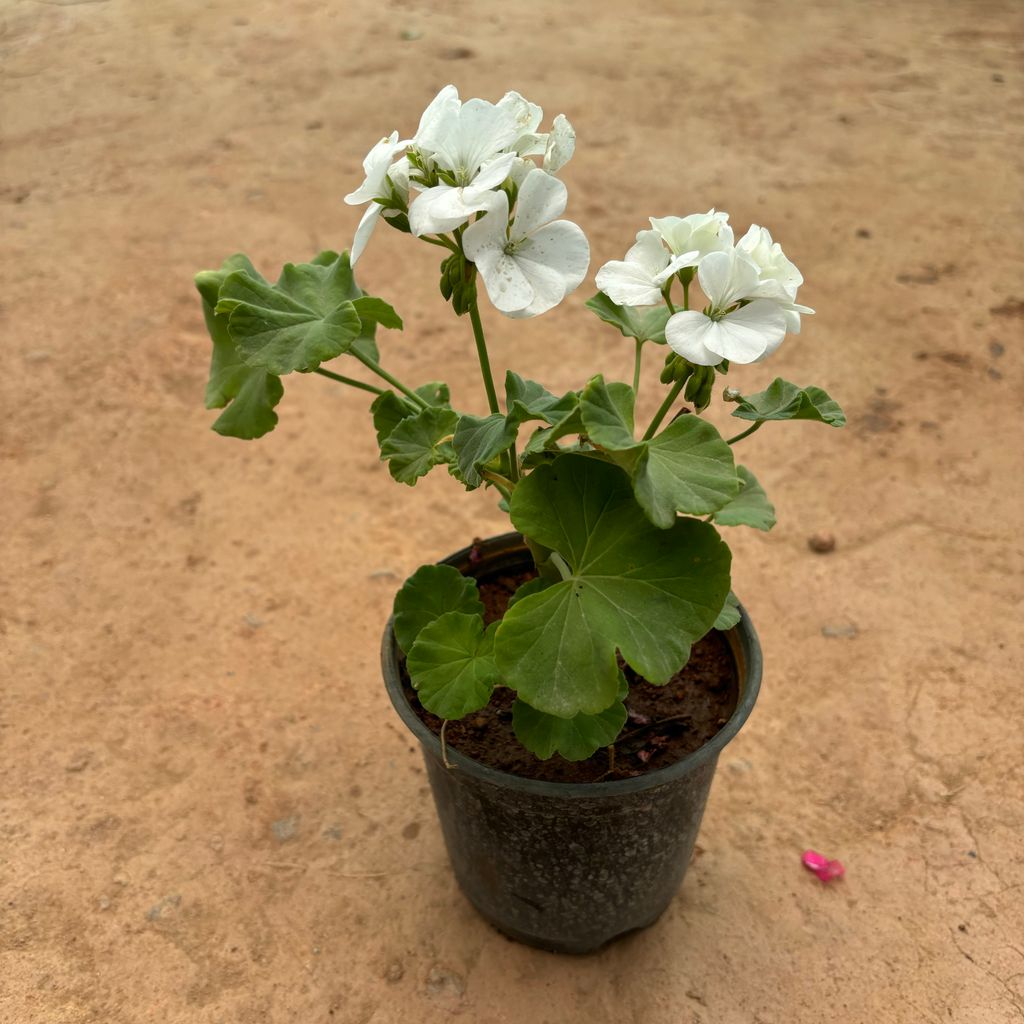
[194,85,845,954]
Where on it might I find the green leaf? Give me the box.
[578,377,637,450]
[209,368,284,440]
[380,406,458,484]
[215,251,364,375]
[392,563,483,654]
[713,592,741,631]
[196,255,283,440]
[495,454,731,717]
[731,378,846,426]
[371,382,451,447]
[512,699,627,761]
[351,295,403,331]
[370,391,413,445]
[415,381,450,406]
[585,292,673,344]
[507,576,555,610]
[580,376,740,527]
[522,403,583,455]
[407,613,499,719]
[713,465,776,531]
[452,413,518,488]
[504,371,577,424]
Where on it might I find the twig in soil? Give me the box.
[440,720,455,769]
[618,712,694,745]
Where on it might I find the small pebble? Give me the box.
[400,28,423,40]
[66,751,92,772]
[243,613,264,629]
[425,965,466,997]
[808,532,836,553]
[821,622,859,639]
[384,960,405,983]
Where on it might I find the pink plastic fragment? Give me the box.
[802,849,845,882]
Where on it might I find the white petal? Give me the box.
[514,132,548,157]
[498,91,543,135]
[462,190,511,262]
[511,169,567,241]
[351,203,382,265]
[515,220,590,298]
[345,131,404,205]
[544,114,576,173]
[408,183,493,236]
[505,259,569,318]
[697,249,760,308]
[665,312,724,366]
[653,248,701,286]
[476,250,536,314]
[414,85,460,149]
[713,301,786,363]
[595,260,663,307]
[626,229,672,277]
[428,98,518,180]
[470,152,516,191]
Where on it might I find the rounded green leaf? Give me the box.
[407,613,499,720]
[713,465,776,531]
[512,699,627,761]
[496,455,732,717]
[393,563,483,654]
[731,378,846,426]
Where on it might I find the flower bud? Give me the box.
[722,386,742,403]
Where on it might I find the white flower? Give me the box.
[463,168,590,318]
[344,131,409,264]
[737,225,813,333]
[408,152,516,236]
[650,209,733,259]
[416,96,518,184]
[497,90,546,156]
[665,249,787,366]
[595,230,699,307]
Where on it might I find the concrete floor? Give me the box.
[2,0,1022,1021]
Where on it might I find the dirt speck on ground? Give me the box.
[1,2,1022,1022]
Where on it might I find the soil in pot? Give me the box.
[400,559,740,784]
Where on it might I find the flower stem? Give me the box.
[468,299,501,415]
[314,367,385,396]
[643,379,685,440]
[632,338,644,395]
[726,420,764,445]
[347,348,429,409]
[682,278,691,311]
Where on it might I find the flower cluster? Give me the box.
[596,211,813,366]
[345,85,588,319]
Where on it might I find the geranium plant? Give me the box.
[195,85,844,764]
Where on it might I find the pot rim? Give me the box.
[381,532,762,798]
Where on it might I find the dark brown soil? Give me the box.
[403,567,740,783]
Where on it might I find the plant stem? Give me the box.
[632,338,644,395]
[682,278,690,311]
[726,420,764,445]
[423,234,460,253]
[642,379,685,440]
[524,535,562,582]
[507,440,521,484]
[314,367,385,396]
[661,281,677,315]
[468,299,501,415]
[348,348,429,409]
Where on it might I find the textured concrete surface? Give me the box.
[2,1,1022,1021]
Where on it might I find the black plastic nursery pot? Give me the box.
[381,532,763,955]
